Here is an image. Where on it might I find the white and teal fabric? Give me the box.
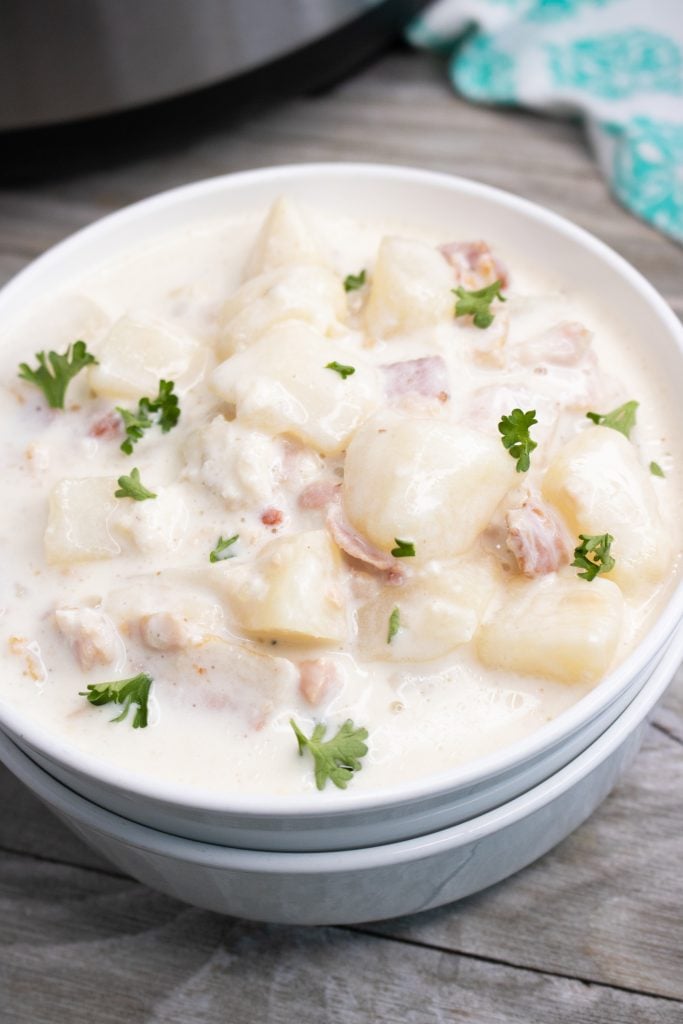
[408,0,683,243]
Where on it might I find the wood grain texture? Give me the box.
[1,47,683,1022]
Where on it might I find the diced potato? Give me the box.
[244,197,323,279]
[476,571,624,684]
[105,582,225,649]
[212,322,381,455]
[358,559,498,661]
[112,485,189,555]
[542,426,670,591]
[216,530,347,643]
[364,236,454,339]
[89,315,203,399]
[44,478,120,564]
[343,415,517,562]
[183,415,283,510]
[219,264,347,358]
[168,640,299,726]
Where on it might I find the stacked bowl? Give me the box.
[1,165,682,925]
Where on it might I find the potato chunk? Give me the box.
[343,416,517,562]
[219,264,346,358]
[476,572,624,684]
[217,530,347,643]
[212,322,380,455]
[358,560,498,661]
[244,197,322,279]
[542,426,670,591]
[44,478,119,564]
[89,315,202,399]
[364,236,454,339]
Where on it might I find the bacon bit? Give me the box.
[261,507,283,527]
[88,410,122,439]
[326,499,399,574]
[439,240,509,290]
[381,356,450,404]
[505,495,573,577]
[298,479,341,510]
[299,658,341,707]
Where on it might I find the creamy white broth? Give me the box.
[0,199,680,797]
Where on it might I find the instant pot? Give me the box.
[0,0,428,179]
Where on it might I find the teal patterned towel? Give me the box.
[408,0,683,244]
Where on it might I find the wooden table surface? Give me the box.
[1,47,683,1023]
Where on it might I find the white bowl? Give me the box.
[1,164,682,852]
[2,623,681,926]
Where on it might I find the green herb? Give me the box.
[586,400,639,439]
[290,718,369,790]
[453,279,506,329]
[79,673,152,728]
[572,533,615,582]
[115,467,156,501]
[387,607,400,644]
[117,379,180,454]
[18,340,98,409]
[650,461,665,478]
[210,534,239,563]
[344,269,366,292]
[391,538,416,558]
[498,408,538,472]
[325,361,356,380]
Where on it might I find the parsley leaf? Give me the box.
[117,406,153,454]
[117,379,180,454]
[344,269,366,292]
[391,538,416,558]
[290,718,369,790]
[572,533,615,582]
[387,607,400,644]
[18,340,98,409]
[650,461,665,478]
[498,408,538,472]
[326,361,356,380]
[115,467,156,501]
[453,279,506,329]
[586,400,638,439]
[210,534,239,562]
[79,673,152,728]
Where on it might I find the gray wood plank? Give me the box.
[363,722,683,1001]
[1,854,681,1024]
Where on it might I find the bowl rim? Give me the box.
[1,621,681,871]
[1,160,682,817]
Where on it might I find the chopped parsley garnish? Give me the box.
[79,673,152,728]
[387,607,401,644]
[391,538,416,558]
[18,340,98,408]
[290,718,369,790]
[586,400,638,439]
[453,279,506,329]
[115,467,156,501]
[650,461,665,478]
[210,534,239,563]
[343,269,366,292]
[117,379,180,454]
[572,533,615,582]
[498,408,538,472]
[326,361,356,380]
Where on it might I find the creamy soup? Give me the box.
[0,197,680,796]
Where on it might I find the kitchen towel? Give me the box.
[408,0,683,244]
